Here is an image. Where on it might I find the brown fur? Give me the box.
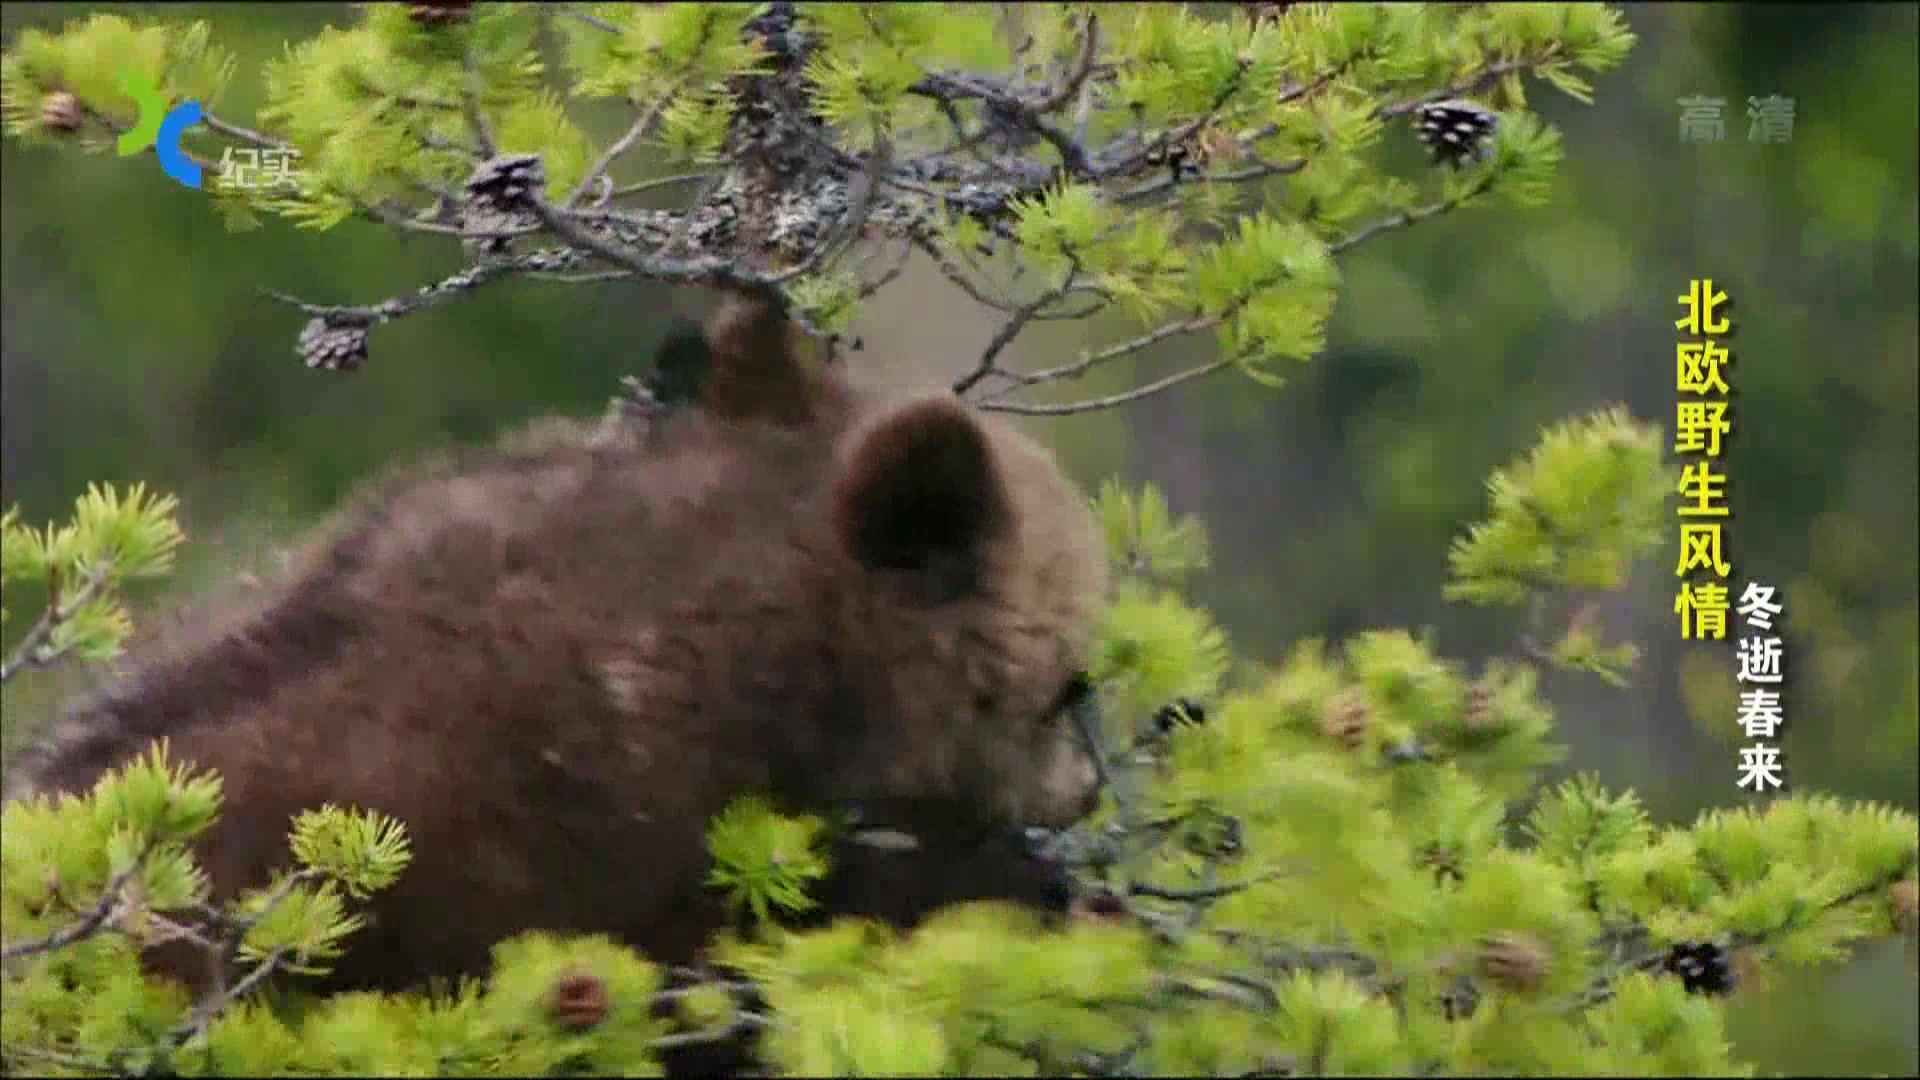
[4,286,1110,996]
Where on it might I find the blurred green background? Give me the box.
[2,3,1914,1074]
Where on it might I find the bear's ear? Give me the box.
[648,316,712,406]
[699,281,823,425]
[833,397,1010,597]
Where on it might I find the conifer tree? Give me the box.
[3,4,1913,1075]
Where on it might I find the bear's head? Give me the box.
[651,283,1110,840]
[805,392,1109,838]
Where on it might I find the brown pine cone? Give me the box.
[40,91,83,134]
[1890,879,1919,935]
[546,970,611,1031]
[409,0,474,27]
[1320,692,1370,750]
[464,153,546,214]
[1464,681,1493,727]
[1476,930,1550,994]
[298,318,371,372]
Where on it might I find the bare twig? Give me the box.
[925,95,1000,167]
[565,83,686,209]
[1379,53,1556,121]
[199,111,290,152]
[459,68,500,158]
[649,1012,774,1052]
[997,306,1219,393]
[528,268,635,284]
[953,253,1083,395]
[612,171,715,200]
[912,71,1094,179]
[909,231,1017,312]
[911,6,1096,186]
[1154,971,1280,1012]
[168,869,327,1045]
[221,868,328,940]
[1031,12,1101,115]
[559,6,622,34]
[978,357,1233,416]
[856,238,914,299]
[1,1046,115,1074]
[171,948,291,1047]
[138,907,223,953]
[1129,870,1286,903]
[258,249,584,331]
[1326,181,1495,257]
[1113,153,1307,206]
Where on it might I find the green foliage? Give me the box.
[1,483,184,681]
[1096,478,1212,584]
[704,796,831,928]
[1095,582,1233,727]
[1444,406,1669,685]
[637,419,1904,1076]
[6,419,1914,1076]
[0,2,1635,384]
[1446,406,1670,605]
[0,743,424,1076]
[715,905,1154,1076]
[0,13,234,150]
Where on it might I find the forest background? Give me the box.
[0,3,1913,1073]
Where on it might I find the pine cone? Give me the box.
[1661,940,1736,996]
[460,205,533,260]
[297,318,370,372]
[546,970,611,1031]
[1888,879,1918,935]
[40,91,83,134]
[1464,682,1493,727]
[464,153,546,214]
[409,0,473,27]
[1476,930,1550,994]
[1413,99,1498,169]
[1320,693,1370,750]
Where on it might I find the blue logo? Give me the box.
[116,71,202,189]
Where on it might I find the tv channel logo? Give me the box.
[117,71,202,189]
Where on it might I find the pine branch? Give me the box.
[0,850,147,960]
[0,563,110,685]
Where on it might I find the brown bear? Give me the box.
[3,283,1112,1008]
